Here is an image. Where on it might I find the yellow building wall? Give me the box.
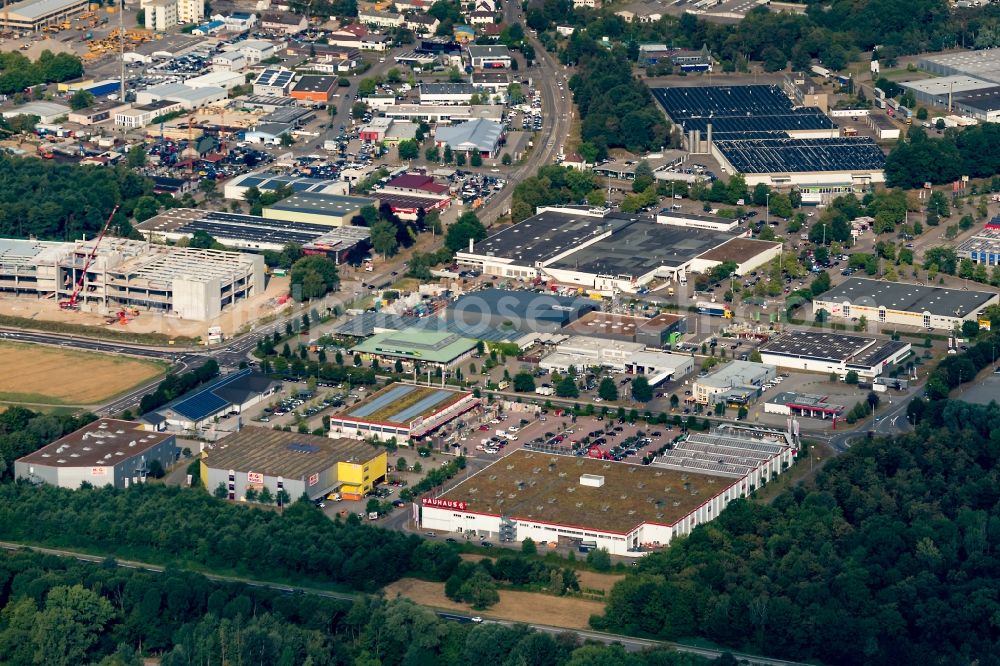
[262,208,354,227]
[336,451,387,494]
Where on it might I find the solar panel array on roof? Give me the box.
[165,369,253,422]
[254,68,294,88]
[652,85,835,131]
[678,114,835,136]
[713,137,885,174]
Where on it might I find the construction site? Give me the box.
[0,204,292,337]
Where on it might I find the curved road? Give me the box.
[0,539,809,665]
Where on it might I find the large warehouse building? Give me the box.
[202,427,387,502]
[455,207,635,281]
[447,288,598,334]
[421,425,796,556]
[541,219,735,294]
[137,209,370,261]
[351,329,478,368]
[0,0,88,31]
[758,330,912,380]
[262,192,376,226]
[15,419,177,489]
[0,238,265,321]
[456,206,768,295]
[813,278,998,331]
[563,311,687,347]
[653,85,885,197]
[328,382,480,443]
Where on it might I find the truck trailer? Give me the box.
[696,301,733,318]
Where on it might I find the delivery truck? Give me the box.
[696,301,733,318]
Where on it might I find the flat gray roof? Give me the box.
[264,192,375,216]
[421,82,476,94]
[815,277,996,318]
[449,288,597,328]
[467,210,636,265]
[6,0,83,20]
[698,360,775,389]
[548,220,734,276]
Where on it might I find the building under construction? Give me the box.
[0,237,265,321]
[0,0,90,32]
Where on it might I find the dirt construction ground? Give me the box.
[0,275,291,339]
[382,578,607,630]
[0,340,165,406]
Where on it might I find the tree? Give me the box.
[962,319,981,339]
[69,89,94,110]
[927,190,951,218]
[370,219,399,258]
[32,585,115,666]
[845,370,859,385]
[598,377,618,402]
[397,139,419,160]
[444,211,486,252]
[512,371,535,392]
[147,459,165,479]
[632,160,654,193]
[521,538,537,555]
[258,486,274,504]
[586,548,611,572]
[630,376,653,403]
[457,569,500,608]
[188,229,218,249]
[470,152,483,167]
[213,483,228,499]
[867,391,880,411]
[126,144,147,169]
[290,255,339,301]
[556,375,579,398]
[425,145,440,162]
[352,102,368,119]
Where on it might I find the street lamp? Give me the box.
[765,192,770,227]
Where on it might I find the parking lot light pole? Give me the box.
[765,192,770,227]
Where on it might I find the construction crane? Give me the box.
[59,204,120,310]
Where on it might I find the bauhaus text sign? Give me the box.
[422,497,467,510]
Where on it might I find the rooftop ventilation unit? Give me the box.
[580,474,605,488]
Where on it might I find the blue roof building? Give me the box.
[142,369,280,433]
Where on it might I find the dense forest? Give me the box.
[0,550,717,666]
[0,155,152,240]
[885,124,1000,188]
[593,399,1000,665]
[0,482,429,591]
[568,50,671,155]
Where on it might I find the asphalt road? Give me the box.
[0,328,183,360]
[475,2,571,225]
[0,539,809,665]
